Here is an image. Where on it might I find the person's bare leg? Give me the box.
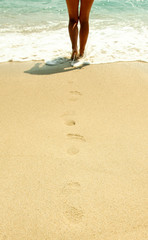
[66,0,79,59]
[79,0,94,57]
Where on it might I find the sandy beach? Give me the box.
[0,61,148,240]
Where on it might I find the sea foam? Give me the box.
[0,0,148,64]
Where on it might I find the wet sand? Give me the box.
[0,61,148,240]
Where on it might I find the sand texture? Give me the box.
[0,61,148,240]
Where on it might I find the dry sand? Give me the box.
[0,61,148,240]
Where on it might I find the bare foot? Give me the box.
[79,51,84,58]
[71,50,79,61]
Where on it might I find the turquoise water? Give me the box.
[0,0,148,63]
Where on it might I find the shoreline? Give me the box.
[0,59,148,65]
[0,59,148,75]
[0,61,148,239]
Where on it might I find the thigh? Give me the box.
[66,0,79,20]
[80,0,94,21]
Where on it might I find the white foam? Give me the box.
[0,21,148,64]
[71,58,90,67]
[45,57,69,66]
[85,22,148,64]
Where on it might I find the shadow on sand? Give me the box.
[24,57,89,75]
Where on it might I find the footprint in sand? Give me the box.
[70,91,82,96]
[67,133,86,142]
[64,204,84,223]
[61,113,76,126]
[69,90,82,101]
[61,182,84,223]
[65,120,76,126]
[67,146,79,155]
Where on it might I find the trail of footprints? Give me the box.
[64,90,86,155]
[60,89,85,224]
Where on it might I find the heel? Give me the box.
[71,50,78,61]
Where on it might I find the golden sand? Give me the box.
[0,61,148,239]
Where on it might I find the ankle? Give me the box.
[71,49,78,60]
[79,51,84,58]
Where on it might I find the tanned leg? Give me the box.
[66,0,79,59]
[79,0,94,57]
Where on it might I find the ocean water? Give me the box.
[0,0,148,63]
